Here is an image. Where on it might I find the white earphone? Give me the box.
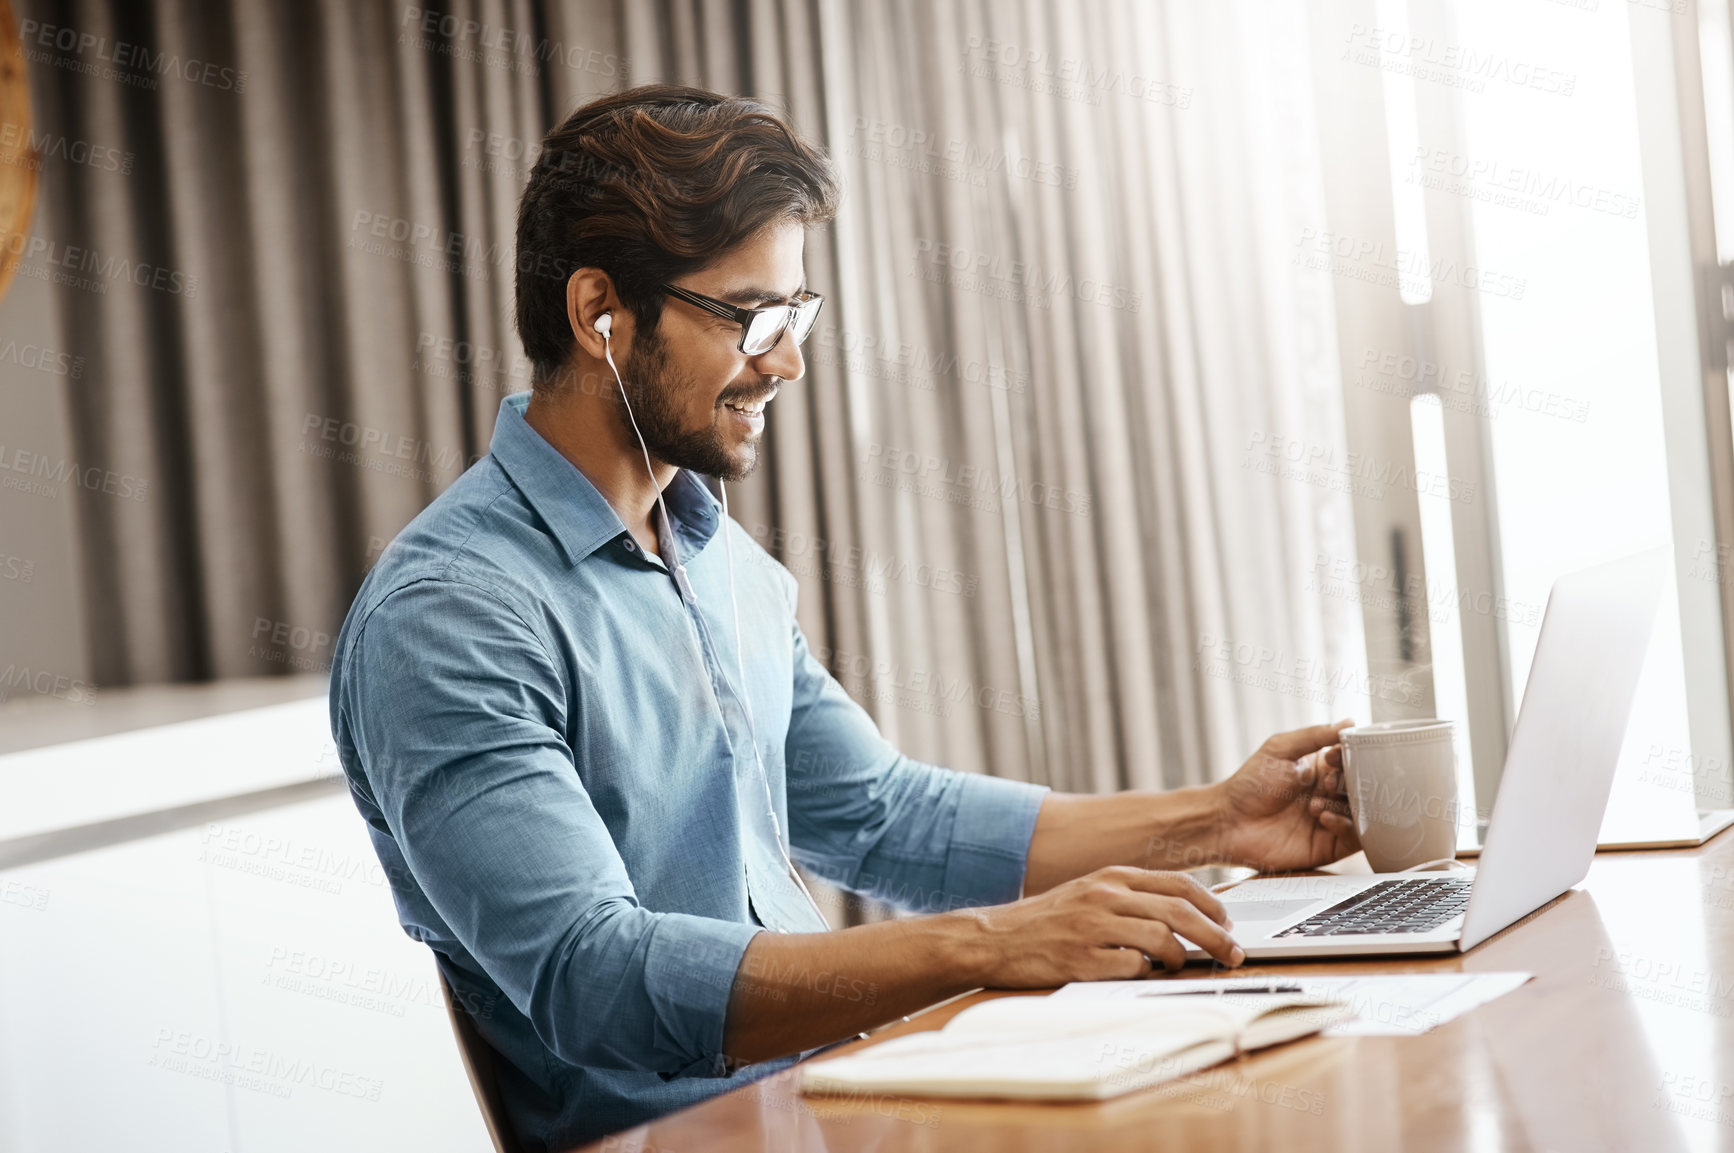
[593,311,827,930]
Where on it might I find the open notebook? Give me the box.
[800,993,1354,1101]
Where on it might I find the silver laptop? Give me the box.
[1188,549,1667,961]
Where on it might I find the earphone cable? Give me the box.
[599,321,827,930]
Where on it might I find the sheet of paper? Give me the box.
[1050,972,1532,1036]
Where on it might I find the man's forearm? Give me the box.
[722,788,1231,1062]
[1021,784,1227,895]
[721,913,990,1064]
[722,829,1255,1064]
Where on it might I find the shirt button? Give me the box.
[622,538,636,552]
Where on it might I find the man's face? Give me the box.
[617,222,808,482]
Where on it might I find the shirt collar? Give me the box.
[489,392,722,567]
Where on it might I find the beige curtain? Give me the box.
[27,0,614,684]
[28,0,1363,792]
[625,0,1366,791]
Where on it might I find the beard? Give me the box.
[617,324,768,482]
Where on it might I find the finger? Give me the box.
[1264,719,1355,761]
[1298,755,1347,798]
[1120,946,1156,978]
[1110,868,1231,926]
[1152,936,1186,973]
[1320,760,1346,796]
[1323,743,1343,769]
[1093,946,1154,981]
[1110,893,1244,967]
[1116,919,1188,971]
[1140,915,1240,970]
[1308,793,1353,819]
[1319,809,1357,838]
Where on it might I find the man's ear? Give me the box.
[566,268,626,359]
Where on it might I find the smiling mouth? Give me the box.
[723,387,777,418]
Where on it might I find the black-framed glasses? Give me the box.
[660,283,824,356]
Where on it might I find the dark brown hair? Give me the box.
[514,85,841,389]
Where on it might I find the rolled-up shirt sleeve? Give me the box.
[782,619,1048,913]
[340,579,760,1076]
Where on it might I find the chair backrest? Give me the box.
[438,971,526,1153]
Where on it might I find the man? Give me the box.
[329,84,1359,1152]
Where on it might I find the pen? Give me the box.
[1135,984,1305,996]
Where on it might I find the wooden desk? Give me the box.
[574,836,1734,1151]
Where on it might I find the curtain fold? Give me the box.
[23,0,1363,794]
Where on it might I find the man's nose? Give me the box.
[753,329,806,383]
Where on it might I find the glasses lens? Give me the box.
[789,295,823,346]
[742,308,789,355]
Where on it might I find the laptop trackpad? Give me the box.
[1224,898,1318,924]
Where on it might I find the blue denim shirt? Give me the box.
[329,393,1048,1151]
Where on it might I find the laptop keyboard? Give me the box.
[1272,877,1473,938]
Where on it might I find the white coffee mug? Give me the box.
[1339,719,1459,873]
